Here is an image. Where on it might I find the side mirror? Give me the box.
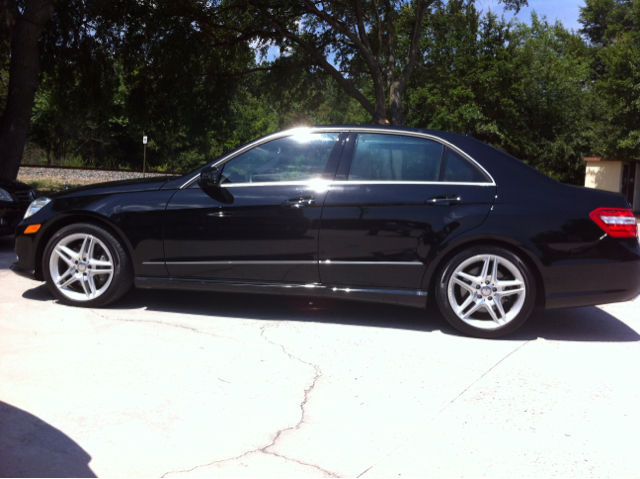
[199,166,222,188]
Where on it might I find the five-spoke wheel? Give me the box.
[49,233,114,302]
[436,246,536,338]
[43,223,133,307]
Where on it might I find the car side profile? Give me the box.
[11,126,640,338]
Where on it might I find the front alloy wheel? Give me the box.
[49,233,114,302]
[43,223,133,307]
[436,246,536,338]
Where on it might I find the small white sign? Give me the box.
[143,136,148,145]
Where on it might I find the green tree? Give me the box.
[508,15,598,183]
[580,0,640,159]
[0,0,265,179]
[197,0,527,126]
[407,2,596,183]
[256,55,369,129]
[407,1,518,140]
[0,0,54,181]
[23,0,264,173]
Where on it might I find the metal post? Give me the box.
[142,135,148,178]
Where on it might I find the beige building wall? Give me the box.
[585,162,622,192]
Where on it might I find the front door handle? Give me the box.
[426,195,461,206]
[281,196,316,208]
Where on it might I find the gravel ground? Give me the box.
[17,166,179,187]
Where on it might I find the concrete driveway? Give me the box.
[1,234,640,478]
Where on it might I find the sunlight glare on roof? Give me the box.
[290,127,315,143]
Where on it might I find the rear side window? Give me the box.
[441,148,489,183]
[348,134,443,182]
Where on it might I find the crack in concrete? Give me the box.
[160,448,338,478]
[258,325,322,450]
[160,324,337,478]
[265,450,339,477]
[88,310,233,341]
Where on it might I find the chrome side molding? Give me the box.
[134,276,428,309]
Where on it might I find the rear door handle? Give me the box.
[425,195,461,206]
[281,196,316,208]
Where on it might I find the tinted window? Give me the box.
[348,134,443,182]
[220,133,339,184]
[441,148,489,183]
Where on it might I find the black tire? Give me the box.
[42,222,133,308]
[435,245,536,339]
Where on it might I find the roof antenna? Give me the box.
[466,131,474,138]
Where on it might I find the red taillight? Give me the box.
[589,208,638,238]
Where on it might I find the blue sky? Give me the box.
[477,0,586,32]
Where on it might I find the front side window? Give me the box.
[220,133,339,184]
[348,134,444,182]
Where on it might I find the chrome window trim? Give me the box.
[329,180,495,187]
[221,180,329,188]
[179,127,496,189]
[214,180,495,188]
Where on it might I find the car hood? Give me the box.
[50,176,181,199]
[0,180,32,192]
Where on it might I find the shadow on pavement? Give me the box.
[22,281,640,343]
[0,401,96,478]
[0,235,16,270]
[9,234,639,344]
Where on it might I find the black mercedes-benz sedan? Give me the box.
[10,126,640,338]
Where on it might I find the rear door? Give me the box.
[318,132,497,289]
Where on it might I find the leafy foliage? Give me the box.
[0,0,637,186]
[406,1,598,183]
[580,0,640,159]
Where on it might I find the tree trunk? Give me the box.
[0,1,54,182]
[373,97,388,125]
[389,81,405,126]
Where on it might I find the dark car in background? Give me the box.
[10,126,640,338]
[0,181,37,237]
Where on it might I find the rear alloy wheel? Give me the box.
[436,246,536,338]
[43,223,133,307]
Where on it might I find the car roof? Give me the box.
[307,124,450,138]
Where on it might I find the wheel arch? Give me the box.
[422,235,546,308]
[34,212,134,280]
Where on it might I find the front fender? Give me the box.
[17,190,177,279]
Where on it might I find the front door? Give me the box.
[163,132,344,283]
[318,132,497,290]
